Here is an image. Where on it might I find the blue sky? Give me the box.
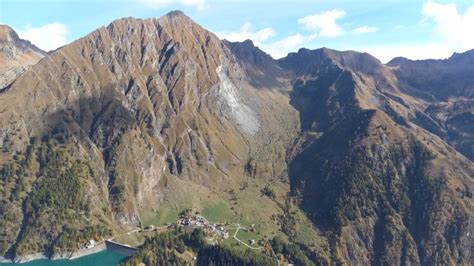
[1,0,473,62]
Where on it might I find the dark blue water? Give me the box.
[0,250,128,266]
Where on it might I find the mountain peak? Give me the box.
[0,24,20,43]
[0,24,44,54]
[223,39,284,88]
[158,10,204,31]
[0,24,45,88]
[164,10,187,18]
[223,39,270,63]
[240,39,256,47]
[158,10,200,27]
[449,49,474,63]
[387,56,409,66]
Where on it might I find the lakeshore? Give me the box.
[0,241,135,265]
[0,250,128,266]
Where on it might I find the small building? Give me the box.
[86,239,96,249]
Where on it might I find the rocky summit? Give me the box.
[0,11,472,265]
[0,24,45,89]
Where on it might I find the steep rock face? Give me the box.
[388,51,474,100]
[281,48,474,265]
[224,39,287,88]
[388,52,474,160]
[0,25,45,88]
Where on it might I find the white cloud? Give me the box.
[422,0,474,52]
[262,33,316,59]
[17,23,68,52]
[298,9,346,38]
[348,1,474,63]
[351,26,378,34]
[140,0,207,10]
[217,23,276,46]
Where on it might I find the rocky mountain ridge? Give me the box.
[0,24,45,89]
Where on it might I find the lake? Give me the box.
[0,250,129,266]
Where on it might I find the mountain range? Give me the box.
[0,11,472,265]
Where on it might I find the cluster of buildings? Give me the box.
[178,215,229,239]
